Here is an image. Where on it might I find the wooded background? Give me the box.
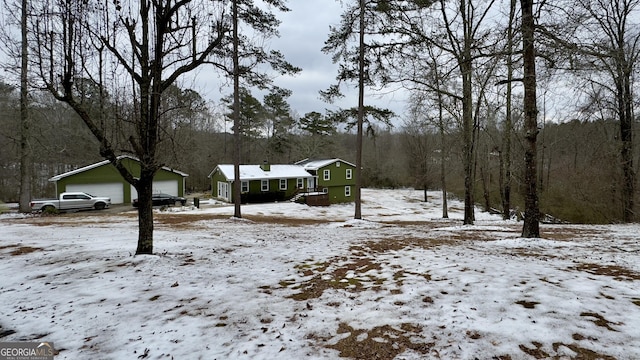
[1,0,639,225]
[0,81,637,224]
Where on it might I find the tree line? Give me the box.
[1,80,638,225]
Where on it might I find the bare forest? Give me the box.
[1,0,640,226]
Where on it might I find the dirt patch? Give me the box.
[515,300,540,309]
[284,257,385,301]
[154,213,232,228]
[324,322,432,360]
[519,341,549,358]
[542,227,607,241]
[571,263,640,281]
[351,237,443,255]
[553,342,617,359]
[0,244,44,256]
[519,340,615,359]
[10,213,137,227]
[282,236,441,301]
[244,215,336,226]
[0,326,16,338]
[580,312,621,331]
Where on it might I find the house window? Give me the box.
[261,180,269,191]
[279,179,287,190]
[345,185,351,197]
[241,181,249,193]
[346,168,352,180]
[336,161,341,167]
[297,178,304,189]
[323,187,328,194]
[323,169,330,181]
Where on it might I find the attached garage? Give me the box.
[49,156,188,204]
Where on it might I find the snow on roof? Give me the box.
[48,155,189,182]
[212,164,314,181]
[295,158,355,170]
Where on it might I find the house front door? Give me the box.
[308,177,316,192]
[218,181,230,202]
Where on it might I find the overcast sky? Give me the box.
[193,1,408,120]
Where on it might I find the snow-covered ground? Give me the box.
[1,188,639,359]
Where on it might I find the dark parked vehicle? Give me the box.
[133,193,187,207]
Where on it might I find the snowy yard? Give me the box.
[1,188,639,359]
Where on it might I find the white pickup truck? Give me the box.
[30,192,111,212]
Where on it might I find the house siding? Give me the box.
[315,161,356,203]
[54,157,186,203]
[211,172,304,203]
[211,170,230,201]
[210,160,354,204]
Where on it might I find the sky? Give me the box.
[1,188,639,359]
[193,1,409,121]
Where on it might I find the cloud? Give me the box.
[189,1,407,120]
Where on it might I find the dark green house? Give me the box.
[48,155,188,204]
[296,158,357,204]
[209,159,357,205]
[209,163,314,203]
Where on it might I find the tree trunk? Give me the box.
[354,0,365,220]
[501,0,515,220]
[18,0,31,213]
[436,60,448,219]
[480,149,491,212]
[135,168,155,255]
[232,0,242,219]
[619,68,635,222]
[521,0,540,238]
[460,0,475,225]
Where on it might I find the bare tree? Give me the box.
[574,0,639,222]
[500,0,517,220]
[376,0,501,225]
[30,0,228,254]
[322,0,395,220]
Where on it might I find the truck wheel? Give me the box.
[42,205,56,213]
[94,202,106,210]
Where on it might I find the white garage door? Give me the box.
[66,183,124,204]
[130,180,179,201]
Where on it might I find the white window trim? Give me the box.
[345,185,351,197]
[322,187,328,194]
[323,169,330,181]
[261,180,269,192]
[297,178,304,189]
[279,179,287,190]
[346,169,352,180]
[241,181,249,193]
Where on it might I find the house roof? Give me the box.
[48,155,189,182]
[295,158,356,170]
[211,164,313,181]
